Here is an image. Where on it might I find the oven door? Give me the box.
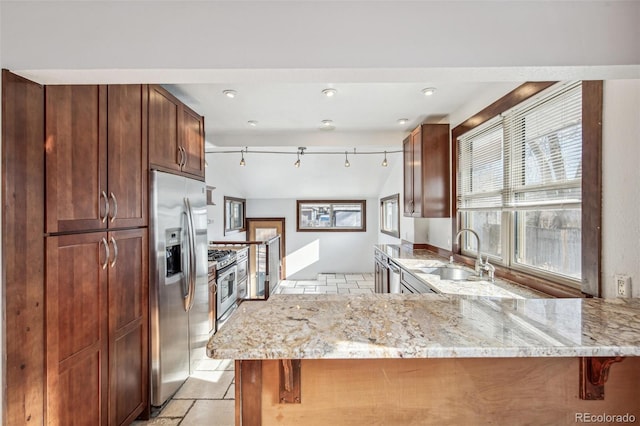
[217,264,238,320]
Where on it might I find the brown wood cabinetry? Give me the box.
[374,250,389,293]
[182,104,206,178]
[45,85,148,233]
[45,232,109,425]
[403,123,450,218]
[108,229,148,426]
[148,85,205,180]
[43,83,150,424]
[45,229,148,425]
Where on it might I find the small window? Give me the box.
[224,196,246,235]
[380,194,400,238]
[297,200,366,232]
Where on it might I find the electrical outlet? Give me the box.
[615,274,631,298]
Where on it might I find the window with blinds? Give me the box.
[457,82,583,284]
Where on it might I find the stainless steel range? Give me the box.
[208,249,238,322]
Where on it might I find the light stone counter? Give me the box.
[207,294,640,360]
[376,244,548,298]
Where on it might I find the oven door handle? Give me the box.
[184,197,197,311]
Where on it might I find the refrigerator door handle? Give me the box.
[181,210,191,310]
[184,197,197,311]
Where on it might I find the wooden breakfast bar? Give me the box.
[207,294,640,425]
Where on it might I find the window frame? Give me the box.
[296,200,367,232]
[451,81,602,298]
[380,193,400,238]
[224,196,246,235]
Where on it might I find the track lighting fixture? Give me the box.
[294,147,306,168]
[209,147,401,168]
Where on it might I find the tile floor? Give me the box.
[132,273,373,425]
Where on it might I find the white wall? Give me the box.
[205,153,248,242]
[2,2,639,72]
[601,80,640,297]
[247,198,378,280]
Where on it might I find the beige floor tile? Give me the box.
[157,399,194,418]
[180,400,235,426]
[345,274,365,280]
[337,283,358,288]
[224,383,235,399]
[174,370,234,399]
[279,287,305,294]
[131,418,181,426]
[349,288,374,294]
[198,358,235,371]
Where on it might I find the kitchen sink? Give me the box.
[419,266,475,281]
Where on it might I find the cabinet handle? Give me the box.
[177,147,184,167]
[100,191,110,223]
[100,237,110,270]
[109,236,118,268]
[181,146,187,168]
[109,192,118,222]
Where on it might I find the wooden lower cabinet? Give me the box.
[108,229,149,425]
[46,228,148,425]
[237,358,640,426]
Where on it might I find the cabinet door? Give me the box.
[148,85,181,173]
[402,135,413,216]
[107,85,148,228]
[45,85,107,233]
[108,229,148,425]
[421,124,451,218]
[411,126,423,217]
[46,232,109,426]
[181,105,205,179]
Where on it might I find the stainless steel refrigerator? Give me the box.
[149,170,209,407]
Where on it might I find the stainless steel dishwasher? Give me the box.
[389,261,401,294]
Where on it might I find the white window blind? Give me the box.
[504,82,582,209]
[458,82,582,212]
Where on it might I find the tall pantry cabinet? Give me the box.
[44,85,149,425]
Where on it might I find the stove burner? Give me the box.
[208,249,237,270]
[208,249,233,262]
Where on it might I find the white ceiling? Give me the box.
[165,81,521,148]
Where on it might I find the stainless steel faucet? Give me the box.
[455,228,482,275]
[455,228,494,282]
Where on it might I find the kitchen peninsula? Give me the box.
[208,294,640,425]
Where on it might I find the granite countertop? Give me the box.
[207,294,640,360]
[376,244,548,299]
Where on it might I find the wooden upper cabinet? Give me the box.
[148,85,181,173]
[107,85,148,228]
[45,85,107,233]
[402,123,450,218]
[149,85,205,180]
[45,85,148,233]
[181,105,206,179]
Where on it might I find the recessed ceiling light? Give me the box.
[322,88,337,97]
[397,118,409,125]
[247,120,258,127]
[421,87,437,96]
[223,90,237,98]
[321,119,334,126]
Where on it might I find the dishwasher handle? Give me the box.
[388,262,401,294]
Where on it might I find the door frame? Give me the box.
[246,217,286,279]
